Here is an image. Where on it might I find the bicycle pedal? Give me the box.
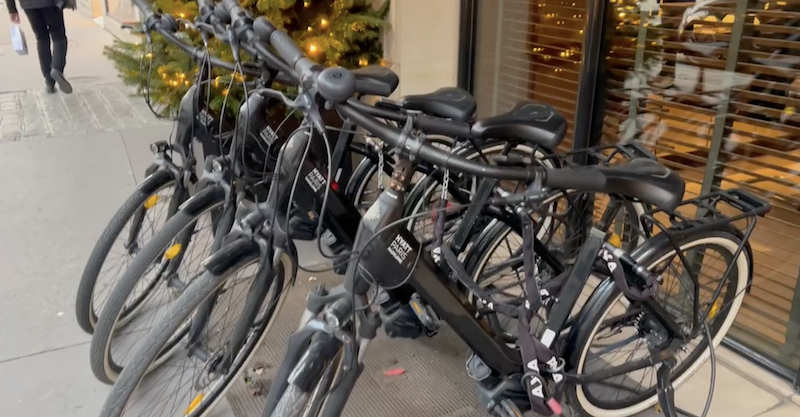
[409,293,440,333]
[491,399,523,417]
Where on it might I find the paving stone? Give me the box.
[0,83,169,141]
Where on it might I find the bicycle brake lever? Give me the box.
[120,21,145,33]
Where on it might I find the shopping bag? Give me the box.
[10,24,28,56]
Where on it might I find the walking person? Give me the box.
[6,0,73,94]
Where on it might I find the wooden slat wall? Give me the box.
[605,0,800,370]
[473,0,586,144]
[474,0,800,371]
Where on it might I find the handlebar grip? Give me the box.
[269,30,316,77]
[269,30,304,67]
[354,78,392,98]
[544,168,606,192]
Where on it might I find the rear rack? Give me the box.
[638,188,771,243]
[541,142,658,168]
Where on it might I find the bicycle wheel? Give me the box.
[565,229,750,417]
[98,244,294,417]
[89,186,225,384]
[76,170,184,334]
[270,334,346,417]
[464,195,647,339]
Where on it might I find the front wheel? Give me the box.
[98,242,294,417]
[272,385,310,417]
[565,229,750,417]
[76,170,183,334]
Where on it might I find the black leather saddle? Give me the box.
[398,87,477,122]
[594,158,685,211]
[470,101,567,150]
[353,65,400,97]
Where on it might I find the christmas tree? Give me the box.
[104,0,389,116]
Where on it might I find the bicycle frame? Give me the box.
[260,142,768,417]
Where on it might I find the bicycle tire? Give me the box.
[75,170,181,334]
[98,243,293,417]
[272,384,310,417]
[89,185,226,384]
[564,229,750,417]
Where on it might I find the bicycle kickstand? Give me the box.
[657,356,679,417]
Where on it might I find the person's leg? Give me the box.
[23,8,56,89]
[42,6,71,93]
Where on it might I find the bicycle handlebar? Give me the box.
[130,0,610,191]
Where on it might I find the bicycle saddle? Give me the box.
[398,87,477,122]
[470,101,566,149]
[596,158,685,211]
[353,65,400,97]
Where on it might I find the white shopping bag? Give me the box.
[11,24,28,56]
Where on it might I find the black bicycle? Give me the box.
[227,14,767,417]
[86,0,549,390]
[94,2,730,417]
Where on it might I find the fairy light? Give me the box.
[320,18,328,27]
[145,52,152,58]
[223,88,229,96]
[178,13,185,18]
[304,0,310,7]
[307,26,313,31]
[358,58,368,66]
[309,44,317,52]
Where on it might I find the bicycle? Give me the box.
[86,0,533,387]
[95,3,669,417]
[209,12,769,417]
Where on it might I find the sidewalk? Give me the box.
[0,9,168,141]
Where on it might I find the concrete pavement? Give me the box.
[0,6,799,417]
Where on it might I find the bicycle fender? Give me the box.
[627,224,753,293]
[202,237,260,276]
[176,184,226,217]
[135,169,176,195]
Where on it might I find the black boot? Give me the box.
[45,83,56,94]
[50,68,72,94]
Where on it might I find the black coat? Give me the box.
[6,0,57,14]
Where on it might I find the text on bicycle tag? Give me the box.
[305,168,327,193]
[388,234,413,264]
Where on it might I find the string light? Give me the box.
[304,0,310,7]
[320,18,328,27]
[308,26,313,31]
[222,88,229,96]
[358,58,368,66]
[309,44,317,52]
[178,13,185,18]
